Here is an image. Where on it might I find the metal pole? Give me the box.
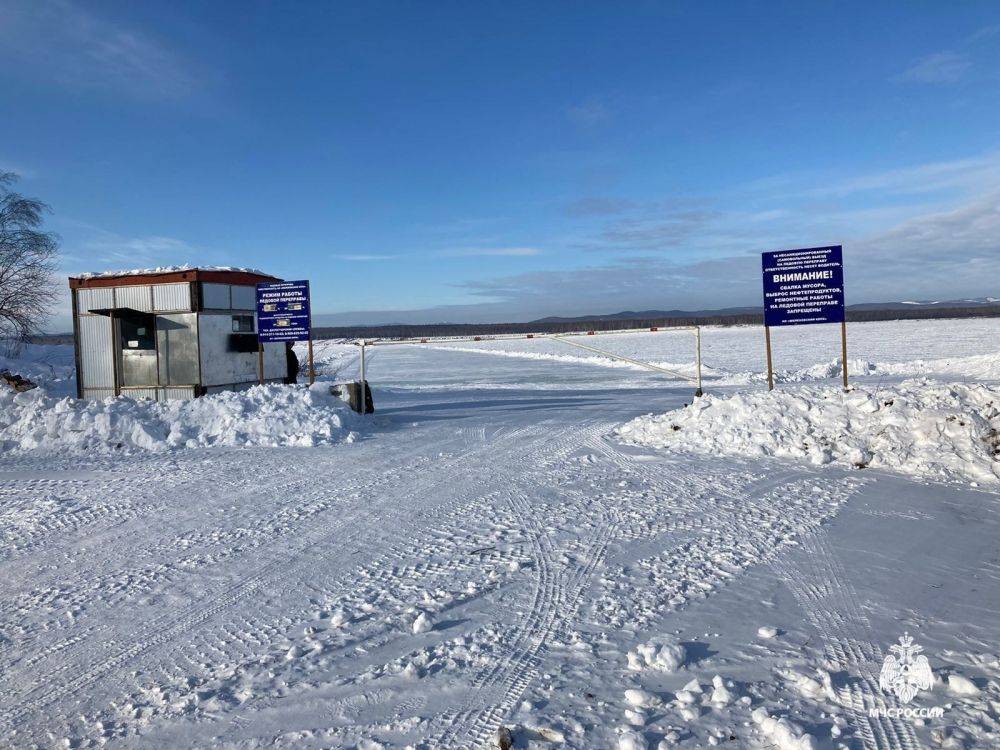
[841,319,848,391]
[694,327,703,397]
[360,341,366,384]
[764,325,774,391]
[257,342,264,385]
[308,337,315,386]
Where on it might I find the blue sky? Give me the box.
[2,1,999,329]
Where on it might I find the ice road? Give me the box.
[1,320,998,749]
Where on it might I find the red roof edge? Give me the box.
[69,269,283,289]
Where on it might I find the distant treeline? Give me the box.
[313,305,1000,340]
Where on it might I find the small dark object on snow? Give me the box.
[0,369,36,392]
[671,424,681,431]
[496,725,513,750]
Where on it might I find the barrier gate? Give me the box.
[352,326,704,398]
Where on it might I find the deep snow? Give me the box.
[0,383,358,453]
[0,318,997,749]
[618,379,1000,485]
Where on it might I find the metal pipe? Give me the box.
[840,320,848,391]
[695,327,703,397]
[359,340,366,384]
[550,335,697,383]
[362,325,699,347]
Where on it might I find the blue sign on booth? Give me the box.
[762,245,844,327]
[256,280,311,342]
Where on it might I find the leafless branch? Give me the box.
[0,172,59,354]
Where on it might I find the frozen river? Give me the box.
[1,318,998,748]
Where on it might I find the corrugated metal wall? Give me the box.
[152,283,191,312]
[77,314,115,389]
[114,285,153,312]
[77,287,114,313]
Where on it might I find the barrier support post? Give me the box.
[308,337,315,386]
[257,342,264,385]
[694,327,703,397]
[764,325,774,391]
[360,341,366,384]
[841,320,848,391]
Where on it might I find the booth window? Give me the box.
[120,317,156,349]
[232,315,254,333]
[229,314,259,352]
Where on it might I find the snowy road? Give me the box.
[2,332,999,748]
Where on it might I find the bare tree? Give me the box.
[0,172,58,352]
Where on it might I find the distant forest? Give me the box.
[313,305,1000,341]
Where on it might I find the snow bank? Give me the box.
[617,379,1000,484]
[761,353,1000,385]
[0,343,76,397]
[0,384,358,453]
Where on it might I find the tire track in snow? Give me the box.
[427,422,620,748]
[776,530,920,750]
[0,431,494,734]
[68,419,601,746]
[0,418,595,741]
[0,441,448,677]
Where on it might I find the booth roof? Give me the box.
[76,265,267,279]
[68,266,282,289]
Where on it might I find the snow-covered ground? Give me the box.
[0,318,998,749]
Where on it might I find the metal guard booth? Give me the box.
[68,268,290,401]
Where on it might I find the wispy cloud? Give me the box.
[863,189,1000,257]
[894,51,971,84]
[326,148,1000,322]
[564,197,640,218]
[0,0,201,99]
[567,97,611,126]
[732,151,1000,207]
[440,247,542,258]
[585,210,718,251]
[332,253,400,261]
[453,186,1000,315]
[74,232,197,270]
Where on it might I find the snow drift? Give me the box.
[0,383,358,453]
[617,379,1000,484]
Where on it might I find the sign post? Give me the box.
[761,245,847,391]
[255,280,314,385]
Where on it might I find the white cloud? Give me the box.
[812,151,1000,198]
[441,247,542,257]
[332,253,400,261]
[0,0,200,99]
[895,51,971,84]
[863,190,1000,257]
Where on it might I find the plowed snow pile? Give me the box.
[618,379,1000,484]
[0,384,358,453]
